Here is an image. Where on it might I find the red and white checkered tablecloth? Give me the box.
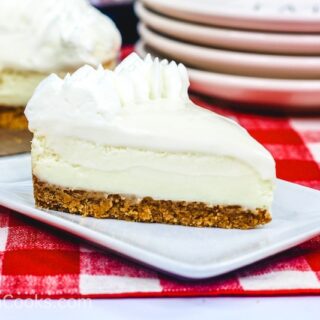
[0,48,320,299]
[0,97,320,299]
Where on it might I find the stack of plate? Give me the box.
[135,0,320,110]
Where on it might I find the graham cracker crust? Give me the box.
[0,106,28,130]
[33,176,271,229]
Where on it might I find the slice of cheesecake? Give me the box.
[25,53,275,229]
[0,0,121,130]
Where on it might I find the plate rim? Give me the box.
[141,0,320,32]
[135,41,320,89]
[135,2,320,54]
[138,23,320,80]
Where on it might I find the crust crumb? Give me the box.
[0,106,28,130]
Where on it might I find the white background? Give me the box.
[0,297,319,320]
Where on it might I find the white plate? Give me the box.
[0,150,320,279]
[138,24,320,79]
[135,2,320,55]
[135,41,320,109]
[0,154,31,183]
[141,0,320,32]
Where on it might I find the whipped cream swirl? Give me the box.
[26,53,190,123]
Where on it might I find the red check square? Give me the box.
[80,251,156,278]
[0,208,11,228]
[6,226,79,251]
[2,250,80,276]
[276,160,320,180]
[304,250,320,272]
[248,129,304,145]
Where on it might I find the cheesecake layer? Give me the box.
[33,176,271,229]
[0,59,116,108]
[32,135,274,210]
[0,69,47,107]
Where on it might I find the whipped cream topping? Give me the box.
[26,53,190,121]
[26,53,275,180]
[0,0,121,72]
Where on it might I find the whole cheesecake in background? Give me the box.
[0,0,121,130]
[25,53,276,229]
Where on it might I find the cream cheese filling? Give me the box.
[0,69,49,107]
[32,135,274,210]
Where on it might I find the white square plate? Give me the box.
[0,154,31,183]
[0,155,320,279]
